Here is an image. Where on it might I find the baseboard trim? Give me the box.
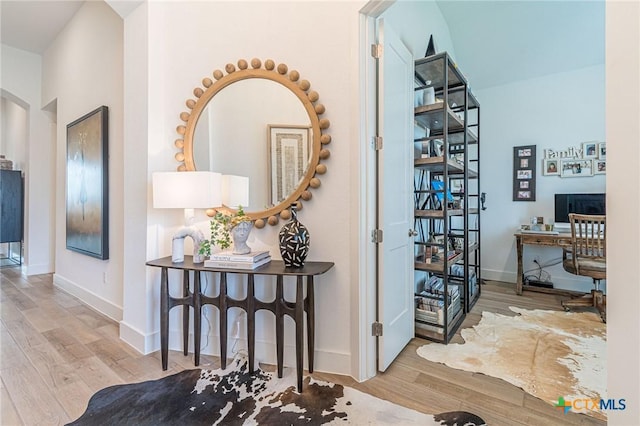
[53,274,123,321]
[147,328,351,375]
[24,262,54,276]
[119,320,154,355]
[482,268,516,284]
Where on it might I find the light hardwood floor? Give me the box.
[0,268,605,425]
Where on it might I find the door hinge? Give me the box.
[371,229,383,244]
[372,136,383,150]
[372,322,383,337]
[371,44,383,59]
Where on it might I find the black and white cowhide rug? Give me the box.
[68,356,486,425]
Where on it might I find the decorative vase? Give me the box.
[278,205,310,267]
[231,221,253,255]
[425,34,437,57]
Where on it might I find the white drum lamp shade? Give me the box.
[152,171,222,209]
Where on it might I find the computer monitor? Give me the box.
[554,193,606,227]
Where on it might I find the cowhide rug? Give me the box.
[68,356,486,425]
[417,307,606,420]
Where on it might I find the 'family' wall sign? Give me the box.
[542,141,605,178]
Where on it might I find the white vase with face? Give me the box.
[231,221,253,254]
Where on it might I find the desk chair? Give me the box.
[562,213,606,322]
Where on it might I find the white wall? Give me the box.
[476,65,605,292]
[120,1,152,353]
[41,1,125,320]
[0,97,27,170]
[0,45,54,275]
[118,0,366,376]
[606,0,640,422]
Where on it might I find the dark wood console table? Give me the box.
[145,255,334,392]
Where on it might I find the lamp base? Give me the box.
[172,225,206,264]
[172,239,185,263]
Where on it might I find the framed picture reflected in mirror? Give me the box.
[268,124,311,206]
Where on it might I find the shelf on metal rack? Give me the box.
[415,208,464,218]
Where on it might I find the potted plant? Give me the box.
[199,206,253,256]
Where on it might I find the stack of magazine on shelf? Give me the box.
[204,250,271,270]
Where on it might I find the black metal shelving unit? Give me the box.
[412,52,481,343]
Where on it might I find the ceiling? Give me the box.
[436,0,605,90]
[1,1,605,89]
[0,0,141,54]
[1,1,84,54]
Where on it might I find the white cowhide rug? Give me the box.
[417,307,607,420]
[69,355,486,425]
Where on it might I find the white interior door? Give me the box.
[376,19,415,372]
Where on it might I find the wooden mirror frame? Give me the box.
[174,58,331,228]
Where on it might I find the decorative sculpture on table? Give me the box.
[199,206,254,256]
[172,226,206,263]
[230,218,253,255]
[278,204,310,267]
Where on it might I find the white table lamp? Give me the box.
[152,171,222,263]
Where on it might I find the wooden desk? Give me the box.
[514,232,572,295]
[146,256,334,392]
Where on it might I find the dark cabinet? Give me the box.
[1,169,24,265]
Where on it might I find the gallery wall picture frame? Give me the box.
[560,158,594,178]
[268,124,311,206]
[66,105,109,259]
[594,159,606,174]
[582,141,598,159]
[598,142,606,160]
[517,147,532,157]
[513,144,536,201]
[543,159,560,176]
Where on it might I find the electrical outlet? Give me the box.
[103,272,108,283]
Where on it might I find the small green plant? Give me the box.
[199,206,252,256]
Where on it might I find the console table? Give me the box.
[514,232,572,295]
[145,255,334,392]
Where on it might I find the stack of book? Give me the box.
[204,250,271,270]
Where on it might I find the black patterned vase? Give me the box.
[278,205,310,268]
